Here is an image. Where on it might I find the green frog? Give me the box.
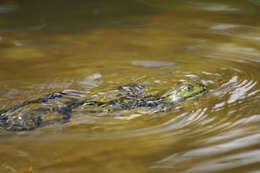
[0,81,206,131]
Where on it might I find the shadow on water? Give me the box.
[0,0,163,33]
[1,0,257,34]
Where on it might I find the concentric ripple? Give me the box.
[5,56,254,141]
[57,57,259,173]
[144,59,259,173]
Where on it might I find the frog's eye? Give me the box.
[185,84,194,91]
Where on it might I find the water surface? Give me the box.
[0,0,259,172]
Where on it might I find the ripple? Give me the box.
[249,0,260,6]
[187,149,260,173]
[131,60,175,67]
[188,2,239,12]
[2,55,259,139]
[0,61,258,173]
[227,80,257,104]
[146,56,260,172]
[0,24,46,32]
[0,50,259,173]
[151,132,260,172]
[14,40,69,47]
[78,73,102,88]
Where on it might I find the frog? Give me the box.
[0,81,206,131]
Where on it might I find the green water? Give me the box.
[0,0,260,172]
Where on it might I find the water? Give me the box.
[0,0,259,172]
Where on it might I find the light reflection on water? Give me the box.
[0,0,259,173]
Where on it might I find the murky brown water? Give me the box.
[0,0,260,172]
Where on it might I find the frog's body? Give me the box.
[0,81,206,131]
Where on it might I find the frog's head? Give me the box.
[162,81,206,103]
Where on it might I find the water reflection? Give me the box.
[0,5,19,14]
[152,133,260,172]
[189,2,239,12]
[131,60,175,67]
[14,40,69,47]
[0,24,46,32]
